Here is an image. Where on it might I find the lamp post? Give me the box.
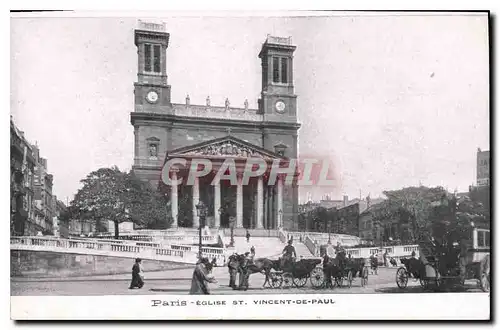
[195,201,207,260]
[278,209,283,229]
[218,207,223,231]
[229,216,235,247]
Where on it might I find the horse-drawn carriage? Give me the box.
[268,257,324,289]
[395,224,490,292]
[227,249,370,290]
[320,254,370,289]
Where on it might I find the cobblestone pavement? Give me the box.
[11,267,484,296]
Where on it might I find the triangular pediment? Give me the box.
[168,136,285,160]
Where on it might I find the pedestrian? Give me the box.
[228,254,239,290]
[383,250,388,267]
[246,229,251,243]
[250,245,256,257]
[190,257,217,295]
[129,258,144,289]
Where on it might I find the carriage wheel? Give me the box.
[270,273,283,289]
[396,267,408,289]
[335,276,344,288]
[282,272,293,289]
[480,272,490,292]
[293,276,308,288]
[310,267,324,288]
[361,267,369,287]
[346,270,353,288]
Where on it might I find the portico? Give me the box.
[161,135,291,230]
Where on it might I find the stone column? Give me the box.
[214,180,221,228]
[170,170,179,228]
[257,176,264,229]
[236,174,243,228]
[263,186,268,229]
[192,177,200,228]
[277,175,283,228]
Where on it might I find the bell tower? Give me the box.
[258,35,297,123]
[134,21,171,112]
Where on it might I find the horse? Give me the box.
[228,254,279,289]
[346,257,365,278]
[322,254,344,287]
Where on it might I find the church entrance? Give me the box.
[220,181,236,228]
[162,136,293,230]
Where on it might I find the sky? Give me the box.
[10,13,490,204]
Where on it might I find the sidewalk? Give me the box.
[12,265,230,282]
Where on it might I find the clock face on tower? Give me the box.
[275,100,286,113]
[146,90,159,103]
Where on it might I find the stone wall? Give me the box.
[10,250,189,278]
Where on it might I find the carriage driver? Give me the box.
[281,240,297,269]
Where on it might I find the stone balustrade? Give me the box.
[93,232,218,245]
[10,236,229,266]
[293,233,420,262]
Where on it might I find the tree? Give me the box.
[71,167,172,239]
[382,186,448,240]
[382,186,488,244]
[71,167,129,238]
[125,173,171,230]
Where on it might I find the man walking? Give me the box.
[246,229,251,243]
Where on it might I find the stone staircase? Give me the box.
[224,236,314,260]
[225,236,285,259]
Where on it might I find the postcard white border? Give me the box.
[6,4,496,324]
[10,293,490,320]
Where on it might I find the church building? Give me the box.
[130,21,301,230]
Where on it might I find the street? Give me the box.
[11,266,484,296]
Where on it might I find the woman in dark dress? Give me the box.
[129,258,144,289]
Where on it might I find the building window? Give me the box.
[273,57,280,83]
[281,58,288,83]
[144,44,152,72]
[478,231,485,247]
[272,57,289,84]
[153,45,161,73]
[477,230,490,248]
[144,44,161,73]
